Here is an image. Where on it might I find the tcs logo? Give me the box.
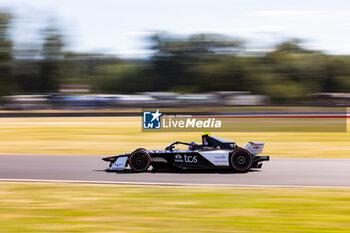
[184,155,198,163]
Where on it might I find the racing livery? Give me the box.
[103,134,270,172]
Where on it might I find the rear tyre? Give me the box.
[129,150,151,172]
[229,149,253,172]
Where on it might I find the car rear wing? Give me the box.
[244,142,264,155]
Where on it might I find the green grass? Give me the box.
[0,182,349,232]
[0,117,349,158]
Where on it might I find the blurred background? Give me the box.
[0,0,350,110]
[0,2,349,232]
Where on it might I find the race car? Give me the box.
[102,133,269,172]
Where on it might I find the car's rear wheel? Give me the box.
[129,150,151,172]
[229,149,253,172]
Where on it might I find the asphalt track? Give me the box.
[0,154,350,188]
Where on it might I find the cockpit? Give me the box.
[165,134,236,151]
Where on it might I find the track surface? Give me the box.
[0,154,349,187]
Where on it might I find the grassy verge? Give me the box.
[0,117,349,158]
[0,182,349,232]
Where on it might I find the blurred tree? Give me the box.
[12,42,42,93]
[334,76,350,92]
[0,12,14,96]
[275,39,310,53]
[322,56,350,92]
[148,35,350,103]
[61,52,124,93]
[150,33,243,92]
[39,24,64,93]
[254,40,325,102]
[192,55,246,92]
[92,62,153,94]
[2,17,350,105]
[60,52,92,86]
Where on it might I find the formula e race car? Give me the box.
[103,134,269,172]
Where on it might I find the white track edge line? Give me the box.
[0,178,349,189]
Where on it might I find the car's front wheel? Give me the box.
[229,149,253,172]
[129,150,151,172]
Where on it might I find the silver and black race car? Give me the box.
[103,133,269,172]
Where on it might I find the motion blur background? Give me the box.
[0,2,350,233]
[0,0,350,109]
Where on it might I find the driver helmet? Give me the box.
[189,141,199,150]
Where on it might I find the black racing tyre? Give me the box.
[133,148,147,153]
[129,150,151,172]
[229,149,253,172]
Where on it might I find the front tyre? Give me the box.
[229,149,253,172]
[129,150,151,172]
